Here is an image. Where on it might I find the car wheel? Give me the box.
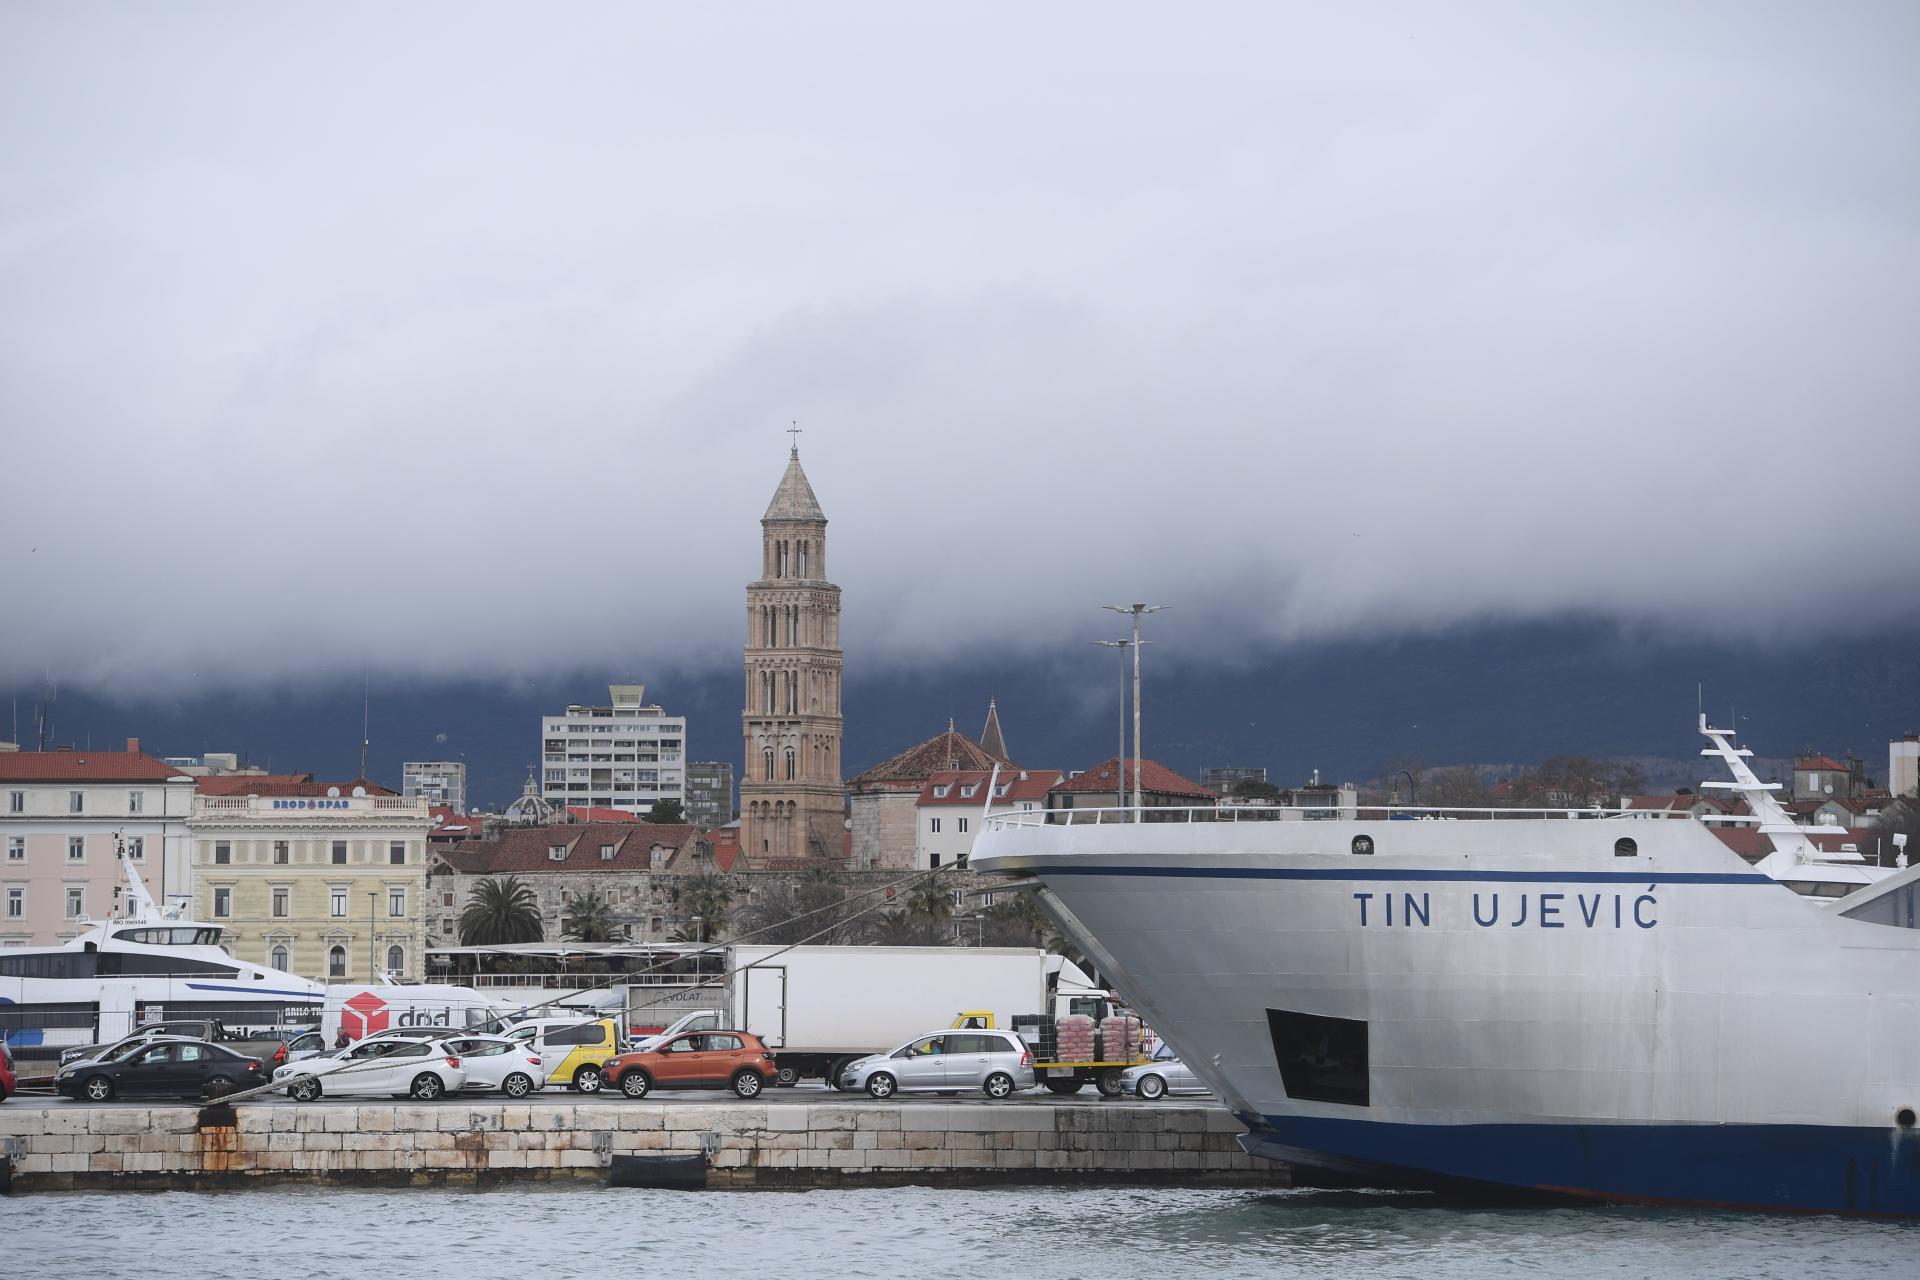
[572,1065,603,1093]
[731,1070,764,1099]
[82,1075,115,1102]
[203,1075,235,1099]
[410,1073,445,1101]
[501,1073,534,1099]
[1137,1074,1167,1100]
[288,1078,322,1102]
[1096,1069,1126,1099]
[865,1072,896,1099]
[619,1070,651,1098]
[983,1072,1015,1100]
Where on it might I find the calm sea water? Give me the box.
[11,1184,1916,1278]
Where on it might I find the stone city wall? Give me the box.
[0,1101,1285,1190]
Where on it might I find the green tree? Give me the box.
[459,876,544,946]
[977,891,1053,948]
[737,866,859,945]
[864,908,930,946]
[905,875,956,938]
[674,872,735,942]
[645,798,686,825]
[563,890,617,943]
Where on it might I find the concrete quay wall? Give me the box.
[0,1101,1285,1191]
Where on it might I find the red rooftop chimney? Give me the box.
[126,737,140,754]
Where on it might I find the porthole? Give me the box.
[1614,837,1638,858]
[1351,835,1374,857]
[1896,1106,1916,1129]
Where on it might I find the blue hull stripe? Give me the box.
[183,982,324,999]
[1032,865,1771,885]
[1245,1114,1920,1214]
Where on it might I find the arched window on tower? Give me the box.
[784,748,796,781]
[764,749,774,782]
[799,541,809,577]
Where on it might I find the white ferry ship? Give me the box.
[971,718,1920,1214]
[0,851,325,1065]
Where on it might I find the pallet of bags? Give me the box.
[1054,1013,1096,1061]
[1100,1014,1143,1060]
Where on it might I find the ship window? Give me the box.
[1614,837,1638,858]
[1266,1008,1369,1107]
[1351,835,1374,856]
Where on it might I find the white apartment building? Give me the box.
[539,685,688,818]
[914,769,1060,871]
[0,743,199,945]
[403,760,468,813]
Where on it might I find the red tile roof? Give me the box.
[428,806,487,841]
[1795,756,1848,772]
[918,768,1062,807]
[1052,758,1215,799]
[566,806,644,824]
[703,826,745,873]
[850,728,1014,791]
[1709,825,1878,863]
[434,823,702,876]
[0,751,187,783]
[193,776,396,798]
[195,774,315,795]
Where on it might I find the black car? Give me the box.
[55,1039,270,1102]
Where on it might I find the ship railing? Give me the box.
[981,804,1721,830]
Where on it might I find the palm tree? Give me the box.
[459,876,544,945]
[674,872,735,943]
[864,908,928,946]
[905,875,956,938]
[979,892,1052,947]
[563,890,617,943]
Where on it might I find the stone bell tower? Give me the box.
[740,441,845,861]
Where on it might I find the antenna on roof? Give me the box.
[360,674,371,780]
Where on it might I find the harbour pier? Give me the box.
[0,1098,1283,1191]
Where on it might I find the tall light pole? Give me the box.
[369,891,379,980]
[1091,639,1135,817]
[1103,603,1168,819]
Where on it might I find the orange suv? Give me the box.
[606,1030,776,1099]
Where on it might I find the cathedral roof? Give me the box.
[763,448,826,523]
[979,698,1008,760]
[849,726,1015,792]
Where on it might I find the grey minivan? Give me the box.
[841,1029,1035,1099]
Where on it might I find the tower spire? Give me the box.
[980,697,1008,761]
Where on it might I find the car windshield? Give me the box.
[1154,1045,1178,1062]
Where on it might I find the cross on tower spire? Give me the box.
[787,422,802,455]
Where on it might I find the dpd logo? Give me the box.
[342,990,390,1039]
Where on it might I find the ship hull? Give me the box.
[972,814,1920,1214]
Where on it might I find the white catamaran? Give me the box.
[972,716,1920,1214]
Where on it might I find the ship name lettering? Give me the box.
[1464,888,1658,930]
[1352,891,1431,927]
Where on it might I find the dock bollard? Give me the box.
[608,1153,708,1189]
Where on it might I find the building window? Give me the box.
[68,837,85,861]
[958,817,969,833]
[388,888,405,918]
[273,842,289,865]
[330,889,347,918]
[129,791,144,814]
[784,748,796,781]
[332,841,347,865]
[930,853,942,869]
[929,818,941,834]
[214,841,231,865]
[213,887,231,918]
[442,892,454,907]
[127,836,144,861]
[6,837,22,861]
[7,791,20,814]
[272,887,289,918]
[389,841,405,866]
[763,750,774,781]
[548,845,566,862]
[69,791,83,814]
[600,844,616,861]
[67,886,84,918]
[386,944,405,973]
[271,945,289,972]
[5,887,22,917]
[328,945,346,978]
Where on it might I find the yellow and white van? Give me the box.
[503,1017,620,1092]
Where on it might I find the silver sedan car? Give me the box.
[1120,1046,1207,1099]
[841,1030,1035,1099]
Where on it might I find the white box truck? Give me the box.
[621,945,1108,1087]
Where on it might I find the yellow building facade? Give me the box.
[189,790,434,983]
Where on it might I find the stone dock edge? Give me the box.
[0,1100,1290,1191]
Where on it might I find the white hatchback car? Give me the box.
[442,1035,549,1098]
[840,1030,1035,1099]
[275,1037,467,1101]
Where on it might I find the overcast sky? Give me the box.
[3,3,1916,697]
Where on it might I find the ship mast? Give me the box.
[1696,713,1864,876]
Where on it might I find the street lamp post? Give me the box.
[1091,639,1136,819]
[1103,604,1168,819]
[368,891,378,980]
